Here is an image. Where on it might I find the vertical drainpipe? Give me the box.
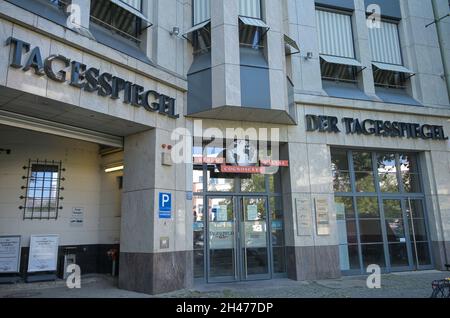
[431,0,450,102]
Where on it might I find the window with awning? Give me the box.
[90,0,151,43]
[316,9,362,83]
[369,21,414,88]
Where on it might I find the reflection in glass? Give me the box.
[241,174,266,192]
[355,172,376,192]
[361,244,386,268]
[207,168,234,192]
[402,173,421,193]
[359,219,383,243]
[335,196,355,219]
[414,242,432,266]
[356,197,379,218]
[409,218,428,242]
[193,195,205,279]
[383,200,402,219]
[378,173,399,192]
[353,151,373,171]
[389,243,409,267]
[193,167,204,193]
[331,149,351,192]
[385,219,405,243]
[270,197,285,273]
[339,244,361,271]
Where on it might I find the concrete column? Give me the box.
[264,0,288,111]
[399,0,450,107]
[118,128,193,295]
[353,0,377,97]
[211,0,241,108]
[281,142,341,281]
[285,0,324,95]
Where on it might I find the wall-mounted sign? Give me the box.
[193,157,225,164]
[27,235,59,273]
[159,193,172,219]
[6,37,178,118]
[0,236,21,273]
[70,207,84,226]
[295,197,312,236]
[220,165,266,174]
[160,237,170,249]
[247,205,259,221]
[306,114,448,141]
[259,160,289,167]
[315,198,330,236]
[209,222,234,249]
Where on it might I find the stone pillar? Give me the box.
[211,0,241,108]
[353,0,377,98]
[282,142,341,281]
[285,0,324,95]
[264,0,288,111]
[118,128,193,294]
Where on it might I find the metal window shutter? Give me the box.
[316,10,355,59]
[240,0,262,19]
[193,0,211,25]
[369,21,403,65]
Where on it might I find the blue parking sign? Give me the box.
[159,192,172,219]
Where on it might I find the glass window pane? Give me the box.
[241,174,266,192]
[332,149,351,192]
[337,219,358,244]
[339,244,360,271]
[402,172,421,193]
[414,242,432,266]
[407,200,424,218]
[335,197,355,219]
[376,153,397,173]
[361,244,386,268]
[399,153,420,174]
[194,250,204,278]
[193,167,204,192]
[207,168,234,192]
[383,200,402,219]
[389,243,409,267]
[409,218,428,242]
[378,173,399,192]
[353,151,373,172]
[359,219,383,243]
[355,172,376,192]
[273,246,286,273]
[385,218,405,243]
[268,172,282,193]
[356,197,380,218]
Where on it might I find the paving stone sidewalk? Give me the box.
[0,270,448,298]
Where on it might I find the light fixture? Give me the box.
[104,163,124,173]
[304,52,313,60]
[170,27,180,37]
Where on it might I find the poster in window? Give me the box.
[209,222,234,249]
[0,236,21,273]
[315,198,331,236]
[244,221,267,248]
[216,205,228,221]
[247,205,258,221]
[27,235,59,273]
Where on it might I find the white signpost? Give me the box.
[27,235,59,273]
[0,236,21,273]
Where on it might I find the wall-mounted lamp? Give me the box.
[170,27,180,37]
[0,148,11,155]
[304,52,313,60]
[104,163,124,173]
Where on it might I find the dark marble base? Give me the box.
[286,245,341,281]
[119,251,193,295]
[431,241,450,270]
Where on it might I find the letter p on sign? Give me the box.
[159,192,172,219]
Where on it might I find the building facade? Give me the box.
[0,0,449,294]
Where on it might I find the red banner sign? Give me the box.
[259,160,289,167]
[220,165,266,174]
[193,157,225,164]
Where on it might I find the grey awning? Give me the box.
[110,0,152,26]
[182,20,211,37]
[320,55,363,68]
[239,16,270,30]
[284,34,300,55]
[372,62,415,75]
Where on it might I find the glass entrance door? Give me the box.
[382,198,433,271]
[206,196,270,282]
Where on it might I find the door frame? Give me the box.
[205,195,273,283]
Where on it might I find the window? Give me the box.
[184,0,211,55]
[316,9,363,83]
[21,160,65,220]
[369,20,414,88]
[238,0,267,50]
[332,149,431,273]
[90,0,150,43]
